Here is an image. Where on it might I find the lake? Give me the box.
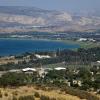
[0,39,79,56]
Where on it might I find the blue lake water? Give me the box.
[0,39,79,56]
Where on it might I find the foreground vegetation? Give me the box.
[0,47,100,100]
[0,68,99,100]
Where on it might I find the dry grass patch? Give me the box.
[0,86,88,100]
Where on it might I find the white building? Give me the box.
[97,61,100,63]
[35,54,51,59]
[54,67,66,70]
[22,68,36,74]
[89,38,96,42]
[78,38,87,42]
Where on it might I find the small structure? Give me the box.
[35,54,51,59]
[54,67,66,70]
[77,38,87,42]
[97,61,100,63]
[72,79,82,87]
[22,68,36,74]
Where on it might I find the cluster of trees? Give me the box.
[0,72,38,87]
[0,73,26,87]
[43,67,100,91]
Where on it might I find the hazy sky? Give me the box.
[0,0,99,12]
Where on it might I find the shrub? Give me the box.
[40,95,50,100]
[12,91,18,96]
[4,92,8,97]
[0,73,26,87]
[0,91,2,98]
[64,87,99,100]
[24,89,28,93]
[18,95,35,100]
[34,92,40,98]
[97,90,100,94]
[40,95,56,100]
[50,98,56,100]
[12,96,17,100]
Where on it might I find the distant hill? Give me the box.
[0,6,100,33]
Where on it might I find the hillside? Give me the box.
[0,6,100,33]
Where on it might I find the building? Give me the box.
[54,67,66,71]
[72,79,82,87]
[77,38,87,42]
[22,68,36,74]
[35,54,51,59]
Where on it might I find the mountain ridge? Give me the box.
[0,6,100,33]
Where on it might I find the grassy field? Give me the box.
[0,86,82,100]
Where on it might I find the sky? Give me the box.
[0,0,100,13]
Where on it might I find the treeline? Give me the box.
[0,47,100,71]
[38,47,100,65]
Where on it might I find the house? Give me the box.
[35,54,51,59]
[77,38,87,42]
[54,67,66,70]
[22,68,36,74]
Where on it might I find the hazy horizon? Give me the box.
[0,0,100,13]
